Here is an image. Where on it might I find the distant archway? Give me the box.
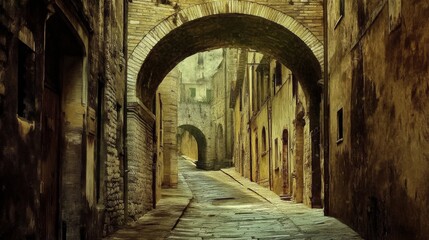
[178,125,208,169]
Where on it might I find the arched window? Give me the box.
[262,127,267,152]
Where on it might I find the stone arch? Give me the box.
[178,124,208,169]
[127,0,323,107]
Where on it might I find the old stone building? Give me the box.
[177,49,234,170]
[0,0,127,239]
[327,1,429,239]
[1,0,428,239]
[231,51,321,207]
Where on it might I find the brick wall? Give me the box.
[127,102,155,221]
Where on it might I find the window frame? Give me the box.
[336,108,344,144]
[334,0,345,29]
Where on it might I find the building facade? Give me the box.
[327,1,429,239]
[1,0,428,239]
[231,51,322,207]
[0,0,127,238]
[177,49,235,170]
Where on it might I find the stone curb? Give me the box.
[220,168,275,204]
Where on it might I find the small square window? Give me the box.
[190,88,196,98]
[17,42,35,120]
[206,89,212,101]
[337,108,344,143]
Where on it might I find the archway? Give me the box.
[178,125,208,169]
[127,0,323,210]
[127,0,323,106]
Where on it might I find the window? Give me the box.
[239,92,242,112]
[206,89,212,101]
[335,0,345,28]
[274,138,279,169]
[262,127,267,152]
[337,108,344,143]
[275,61,282,86]
[17,42,35,120]
[292,74,297,97]
[190,87,196,98]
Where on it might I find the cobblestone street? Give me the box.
[106,157,361,240]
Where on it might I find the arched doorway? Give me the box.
[281,129,291,200]
[41,12,87,239]
[294,112,305,203]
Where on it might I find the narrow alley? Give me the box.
[2,1,429,239]
[106,157,361,240]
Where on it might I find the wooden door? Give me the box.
[255,138,259,183]
[40,87,60,240]
[282,137,289,195]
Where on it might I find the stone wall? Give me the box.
[127,102,155,221]
[103,0,127,234]
[178,102,214,168]
[328,1,429,238]
[128,0,324,57]
[0,0,127,238]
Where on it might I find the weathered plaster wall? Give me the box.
[211,49,236,169]
[270,65,297,197]
[328,1,429,238]
[0,4,41,239]
[157,68,179,188]
[232,49,251,179]
[232,50,317,207]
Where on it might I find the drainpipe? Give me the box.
[323,0,330,215]
[224,49,228,166]
[123,0,129,221]
[267,98,272,190]
[247,57,253,182]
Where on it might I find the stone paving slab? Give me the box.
[104,172,193,240]
[105,158,362,239]
[167,159,362,240]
